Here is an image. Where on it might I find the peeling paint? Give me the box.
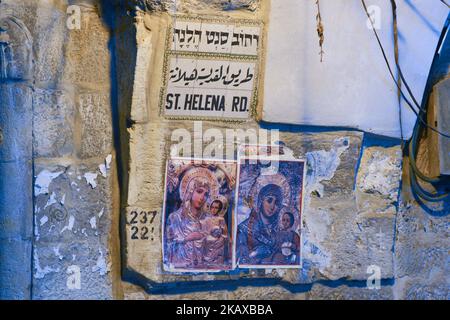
[99,164,107,178]
[53,245,63,260]
[304,208,332,240]
[306,137,350,197]
[105,154,112,169]
[40,215,48,226]
[34,250,60,279]
[302,239,331,272]
[300,206,332,273]
[92,249,110,276]
[296,138,349,275]
[300,208,333,273]
[84,172,98,189]
[34,215,40,241]
[43,192,57,210]
[34,170,64,196]
[60,215,75,233]
[99,154,112,178]
[89,217,97,229]
[357,149,402,200]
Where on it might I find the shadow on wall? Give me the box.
[0,13,34,300]
[96,0,140,299]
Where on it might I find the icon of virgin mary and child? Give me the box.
[163,161,235,271]
[236,171,302,267]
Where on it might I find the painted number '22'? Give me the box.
[129,210,157,240]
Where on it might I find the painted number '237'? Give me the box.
[129,210,157,240]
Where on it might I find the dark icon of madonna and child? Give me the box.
[162,158,237,272]
[234,158,306,268]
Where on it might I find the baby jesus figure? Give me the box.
[201,199,229,266]
[272,211,301,265]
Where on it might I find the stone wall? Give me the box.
[118,0,404,299]
[0,0,448,300]
[0,0,121,299]
[105,0,450,300]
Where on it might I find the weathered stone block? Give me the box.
[403,281,449,300]
[34,161,113,244]
[0,1,38,33]
[395,201,449,280]
[33,4,67,85]
[33,161,115,299]
[0,84,32,162]
[32,240,113,300]
[308,283,394,300]
[77,92,113,159]
[226,286,306,300]
[123,281,229,300]
[356,146,403,207]
[319,145,403,281]
[33,88,75,158]
[396,244,448,280]
[62,10,111,86]
[0,14,33,81]
[395,275,450,300]
[0,160,33,239]
[0,239,32,299]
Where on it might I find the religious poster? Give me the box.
[233,156,306,268]
[162,158,237,272]
[160,17,261,121]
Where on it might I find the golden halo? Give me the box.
[179,167,219,201]
[250,173,291,211]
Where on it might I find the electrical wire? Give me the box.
[408,16,450,202]
[391,0,404,142]
[361,0,450,139]
[361,0,450,202]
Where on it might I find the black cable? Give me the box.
[362,0,449,202]
[361,0,424,113]
[407,13,450,201]
[391,0,404,142]
[361,0,450,139]
[409,166,449,202]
